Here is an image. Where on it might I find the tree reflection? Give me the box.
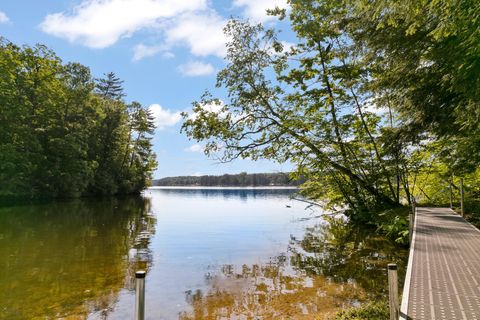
[179,217,407,319]
[0,197,155,319]
[150,187,297,201]
[180,263,365,320]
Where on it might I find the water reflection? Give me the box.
[0,197,155,319]
[0,189,407,319]
[147,187,297,201]
[179,217,407,319]
[289,217,408,298]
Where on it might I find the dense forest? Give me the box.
[154,172,302,187]
[0,38,157,200]
[182,1,480,229]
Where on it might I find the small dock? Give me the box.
[400,207,480,319]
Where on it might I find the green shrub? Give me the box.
[333,300,389,320]
[376,207,410,246]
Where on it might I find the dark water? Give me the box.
[0,188,407,319]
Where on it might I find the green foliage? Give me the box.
[0,38,157,199]
[463,200,480,227]
[95,71,125,100]
[436,169,480,227]
[348,0,480,172]
[377,207,410,245]
[182,0,479,225]
[333,300,389,320]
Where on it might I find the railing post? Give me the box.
[449,180,453,209]
[135,271,146,320]
[460,178,464,217]
[388,263,399,320]
[409,197,415,244]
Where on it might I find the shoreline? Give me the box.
[147,186,299,190]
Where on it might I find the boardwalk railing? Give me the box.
[460,178,465,217]
[409,197,416,245]
[399,204,417,320]
[449,177,466,216]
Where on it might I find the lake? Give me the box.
[0,188,407,319]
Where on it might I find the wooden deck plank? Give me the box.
[400,207,480,320]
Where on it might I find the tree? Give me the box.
[95,72,125,101]
[182,1,478,216]
[0,38,157,199]
[182,18,404,216]
[122,102,157,192]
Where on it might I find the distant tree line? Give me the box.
[0,38,157,199]
[154,172,302,187]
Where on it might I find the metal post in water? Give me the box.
[460,178,465,217]
[388,263,399,320]
[135,271,146,320]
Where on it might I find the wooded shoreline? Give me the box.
[153,172,303,187]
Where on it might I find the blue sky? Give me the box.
[0,0,295,178]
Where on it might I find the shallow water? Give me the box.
[0,188,407,319]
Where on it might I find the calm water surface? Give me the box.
[0,188,407,319]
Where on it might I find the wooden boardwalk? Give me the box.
[400,207,480,320]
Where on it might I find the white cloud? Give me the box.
[133,43,166,61]
[38,0,286,61]
[233,0,288,22]
[148,104,182,130]
[185,144,205,153]
[0,10,10,24]
[40,0,207,48]
[164,11,227,58]
[178,60,215,76]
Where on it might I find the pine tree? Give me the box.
[95,72,125,100]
